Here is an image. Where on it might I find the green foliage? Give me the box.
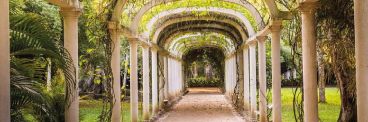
[121,0,260,33]
[79,100,148,122]
[9,0,76,121]
[188,77,222,87]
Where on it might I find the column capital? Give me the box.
[242,44,249,49]
[128,38,139,44]
[256,36,268,42]
[269,19,283,32]
[60,8,83,19]
[248,41,257,47]
[141,43,150,49]
[151,47,158,52]
[297,2,321,13]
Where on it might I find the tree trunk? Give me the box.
[334,69,357,122]
[317,39,326,103]
[122,54,129,87]
[193,63,198,78]
[329,36,357,122]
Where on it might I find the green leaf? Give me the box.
[94,79,101,84]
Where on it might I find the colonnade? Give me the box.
[1,0,368,122]
[224,26,281,122]
[225,54,237,98]
[168,58,184,100]
[127,39,184,122]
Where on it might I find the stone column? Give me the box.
[354,0,368,121]
[243,45,250,113]
[0,0,10,121]
[151,48,159,116]
[129,39,138,122]
[238,51,244,107]
[142,45,150,121]
[270,21,282,122]
[257,36,267,122]
[298,3,319,122]
[60,8,82,122]
[159,54,165,109]
[109,23,121,122]
[168,58,172,99]
[173,60,177,97]
[249,42,257,121]
[230,56,234,97]
[164,56,169,100]
[233,56,236,98]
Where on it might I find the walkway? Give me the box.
[158,87,244,122]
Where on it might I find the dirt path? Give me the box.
[157,87,244,122]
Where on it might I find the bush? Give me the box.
[188,77,223,87]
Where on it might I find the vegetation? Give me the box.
[188,77,222,87]
[5,0,359,121]
[79,100,147,122]
[280,88,341,122]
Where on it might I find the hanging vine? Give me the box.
[83,0,119,121]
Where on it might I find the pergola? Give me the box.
[1,0,368,122]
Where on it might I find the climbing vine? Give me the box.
[82,0,119,121]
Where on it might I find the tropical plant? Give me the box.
[9,12,76,122]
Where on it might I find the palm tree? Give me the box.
[9,13,76,121]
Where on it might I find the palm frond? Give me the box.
[10,13,77,108]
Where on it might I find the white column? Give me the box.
[225,59,228,96]
[159,54,164,109]
[109,24,121,122]
[257,36,267,122]
[60,8,82,122]
[173,60,177,97]
[271,22,282,122]
[142,45,150,121]
[230,57,233,97]
[179,61,182,95]
[129,39,138,122]
[298,3,319,122]
[249,42,257,121]
[151,48,159,116]
[354,0,368,121]
[164,56,169,100]
[171,59,174,98]
[233,56,236,97]
[243,46,250,113]
[0,0,10,121]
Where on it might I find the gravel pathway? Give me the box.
[158,88,244,122]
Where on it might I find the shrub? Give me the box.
[188,77,222,87]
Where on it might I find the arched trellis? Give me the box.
[158,23,243,46]
[148,14,248,42]
[163,29,237,51]
[176,41,231,56]
[141,7,256,38]
[168,34,234,56]
[3,0,368,122]
[119,0,267,31]
[168,33,234,51]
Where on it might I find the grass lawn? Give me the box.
[280,88,341,122]
[79,100,147,122]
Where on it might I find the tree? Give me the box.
[317,0,357,121]
[9,0,76,121]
